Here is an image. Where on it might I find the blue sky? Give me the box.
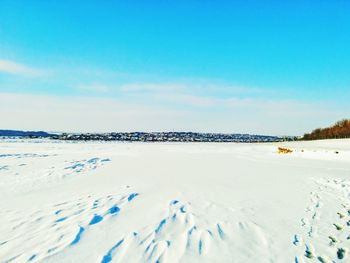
[0,1,349,134]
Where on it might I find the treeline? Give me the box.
[303,119,350,140]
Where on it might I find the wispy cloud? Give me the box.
[0,92,343,135]
[0,59,44,77]
[119,82,266,96]
[74,81,287,108]
[77,82,270,107]
[151,93,216,107]
[120,83,186,93]
[76,81,267,96]
[77,84,112,93]
[118,82,266,107]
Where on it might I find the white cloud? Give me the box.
[0,59,43,77]
[117,82,262,107]
[152,93,217,107]
[77,84,112,93]
[120,83,185,93]
[0,92,344,135]
[75,81,275,107]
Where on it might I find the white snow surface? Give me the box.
[1,139,350,263]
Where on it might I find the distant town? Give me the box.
[0,130,297,143]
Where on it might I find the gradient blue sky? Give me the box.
[0,1,349,135]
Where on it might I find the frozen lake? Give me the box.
[0,139,349,262]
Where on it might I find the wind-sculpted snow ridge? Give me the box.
[0,157,111,193]
[97,200,273,263]
[0,195,272,263]
[64,158,111,173]
[0,191,140,262]
[293,178,350,262]
[0,153,52,158]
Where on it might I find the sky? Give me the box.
[0,1,349,135]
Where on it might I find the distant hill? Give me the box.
[303,119,350,140]
[0,130,52,137]
[0,130,289,142]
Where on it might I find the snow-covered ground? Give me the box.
[0,139,350,263]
